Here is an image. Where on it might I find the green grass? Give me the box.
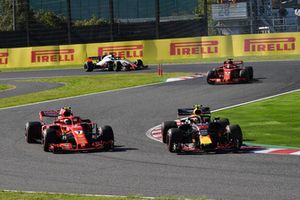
[214,91,300,148]
[0,73,191,109]
[0,84,15,91]
[1,54,299,72]
[0,191,207,200]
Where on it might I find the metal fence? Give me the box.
[0,0,207,48]
[0,0,299,48]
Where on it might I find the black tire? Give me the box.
[229,125,243,150]
[215,118,230,131]
[113,61,122,72]
[161,121,177,143]
[207,70,216,84]
[108,62,114,71]
[85,62,94,72]
[239,69,249,82]
[167,128,182,153]
[245,66,253,80]
[25,122,42,143]
[99,125,114,150]
[43,128,58,152]
[136,59,144,69]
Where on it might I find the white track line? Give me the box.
[212,88,300,113]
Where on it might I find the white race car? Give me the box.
[84,54,148,72]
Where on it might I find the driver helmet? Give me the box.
[59,106,73,117]
[225,63,232,69]
[64,118,72,125]
[192,104,202,116]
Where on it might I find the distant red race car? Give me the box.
[207,59,253,84]
[25,107,114,153]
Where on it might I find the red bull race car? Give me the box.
[161,105,243,153]
[84,54,148,72]
[207,59,253,84]
[25,107,114,153]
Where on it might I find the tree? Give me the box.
[0,0,29,31]
[194,0,219,35]
[73,16,108,27]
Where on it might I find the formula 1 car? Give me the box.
[25,107,114,153]
[84,54,148,72]
[161,105,243,153]
[207,59,253,84]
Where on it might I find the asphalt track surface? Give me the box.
[0,61,300,200]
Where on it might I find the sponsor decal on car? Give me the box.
[31,49,75,63]
[0,52,8,64]
[98,44,143,58]
[244,37,296,52]
[170,41,219,56]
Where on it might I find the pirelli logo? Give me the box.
[170,41,219,56]
[244,37,296,52]
[98,45,143,58]
[0,52,8,64]
[31,49,75,63]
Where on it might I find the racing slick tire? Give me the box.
[43,128,58,152]
[239,69,250,82]
[161,121,178,144]
[167,128,182,153]
[84,62,94,72]
[136,59,144,69]
[215,118,230,131]
[99,125,114,151]
[113,61,122,72]
[108,62,114,71]
[207,70,216,84]
[245,66,253,80]
[228,125,243,151]
[25,121,42,143]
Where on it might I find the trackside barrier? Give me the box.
[0,32,299,68]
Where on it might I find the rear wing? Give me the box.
[87,56,101,62]
[39,110,59,121]
[177,106,211,118]
[224,59,244,67]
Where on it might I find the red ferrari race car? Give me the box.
[84,54,148,72]
[161,105,243,153]
[207,59,253,84]
[25,107,114,153]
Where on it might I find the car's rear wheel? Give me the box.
[25,122,42,143]
[136,59,143,69]
[85,62,94,72]
[207,70,216,84]
[245,66,253,80]
[99,125,114,151]
[114,61,122,71]
[229,125,243,151]
[239,69,249,82]
[161,121,178,143]
[167,128,182,153]
[43,128,58,152]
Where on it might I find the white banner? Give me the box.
[212,2,248,20]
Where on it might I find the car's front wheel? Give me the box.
[43,128,58,152]
[161,121,178,143]
[229,125,243,151]
[167,128,182,153]
[207,70,216,84]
